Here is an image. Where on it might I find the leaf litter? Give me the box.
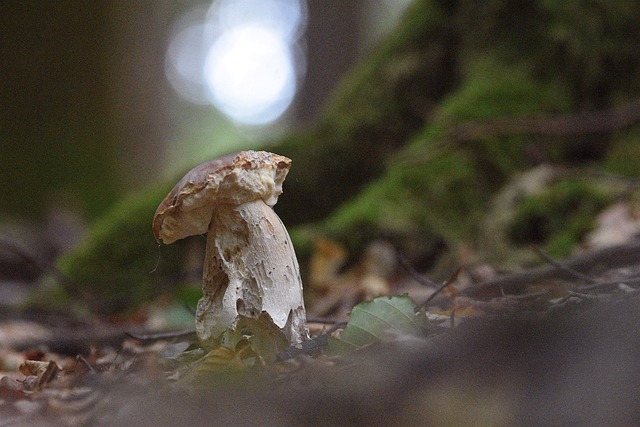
[3,238,640,424]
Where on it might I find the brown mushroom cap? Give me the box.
[153,151,292,244]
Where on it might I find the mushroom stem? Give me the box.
[195,199,308,350]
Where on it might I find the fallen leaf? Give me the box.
[327,296,431,355]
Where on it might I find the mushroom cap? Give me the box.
[153,151,292,244]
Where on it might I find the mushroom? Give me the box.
[153,151,308,352]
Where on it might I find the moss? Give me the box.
[320,137,485,262]
[507,179,611,258]
[174,283,203,311]
[604,127,640,177]
[438,57,570,121]
[273,0,461,226]
[57,185,189,314]
[539,0,640,107]
[457,0,640,108]
[320,58,570,257]
[437,56,570,176]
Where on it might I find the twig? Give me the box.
[464,239,640,296]
[75,355,97,374]
[531,245,597,284]
[451,98,640,141]
[503,289,551,301]
[124,328,196,342]
[11,325,143,356]
[307,317,348,325]
[576,277,640,293]
[415,268,461,312]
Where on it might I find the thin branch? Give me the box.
[307,317,348,325]
[75,355,97,374]
[415,268,461,312]
[465,239,640,297]
[576,277,640,293]
[11,326,146,355]
[531,245,597,284]
[451,98,640,141]
[125,328,196,342]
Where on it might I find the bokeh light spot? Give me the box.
[165,0,306,126]
[204,25,296,125]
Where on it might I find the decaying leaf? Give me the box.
[327,296,431,355]
[182,338,261,382]
[18,360,60,389]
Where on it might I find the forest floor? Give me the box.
[2,236,640,425]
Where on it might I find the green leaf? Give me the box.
[327,295,430,355]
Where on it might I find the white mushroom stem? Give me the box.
[195,199,308,348]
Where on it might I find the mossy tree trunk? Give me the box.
[274,0,461,225]
[273,0,640,227]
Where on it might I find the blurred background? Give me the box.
[3,1,640,315]
[0,0,410,223]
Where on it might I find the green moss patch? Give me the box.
[57,186,189,314]
[507,179,611,258]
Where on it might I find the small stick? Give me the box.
[415,268,461,312]
[124,328,196,342]
[576,277,640,293]
[307,317,347,325]
[75,355,97,374]
[531,245,597,283]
